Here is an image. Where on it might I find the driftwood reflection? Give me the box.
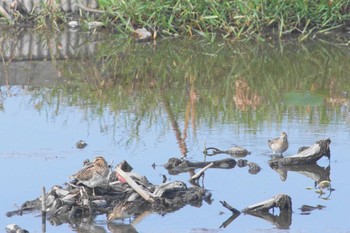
[220,194,292,230]
[299,204,325,215]
[243,209,292,229]
[107,222,138,233]
[270,163,330,182]
[219,201,241,229]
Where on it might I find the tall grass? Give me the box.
[96,0,350,39]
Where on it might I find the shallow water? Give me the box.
[1,29,350,233]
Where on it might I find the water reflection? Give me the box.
[1,28,350,232]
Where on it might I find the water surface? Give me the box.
[1,29,350,233]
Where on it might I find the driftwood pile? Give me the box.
[6,160,209,227]
[6,138,332,231]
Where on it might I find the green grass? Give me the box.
[1,0,349,39]
[95,0,350,39]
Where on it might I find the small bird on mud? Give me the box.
[70,156,109,195]
[268,132,289,155]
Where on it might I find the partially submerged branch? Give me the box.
[190,162,214,181]
[164,157,236,175]
[243,194,292,212]
[204,145,250,157]
[220,194,292,229]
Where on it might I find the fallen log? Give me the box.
[164,157,236,175]
[242,194,292,229]
[269,139,331,167]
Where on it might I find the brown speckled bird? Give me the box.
[268,132,289,155]
[70,156,109,195]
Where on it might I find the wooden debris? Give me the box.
[164,157,236,175]
[115,167,155,203]
[300,204,325,213]
[190,162,214,180]
[269,139,331,167]
[243,194,292,212]
[7,159,209,225]
[220,201,240,214]
[219,201,241,229]
[41,186,47,233]
[153,181,187,197]
[237,159,261,174]
[6,224,29,233]
[76,140,87,149]
[204,145,250,157]
[242,194,292,229]
[270,163,330,182]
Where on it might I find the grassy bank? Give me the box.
[1,0,349,40]
[96,0,350,39]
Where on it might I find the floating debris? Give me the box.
[299,204,325,213]
[76,140,88,149]
[237,159,261,174]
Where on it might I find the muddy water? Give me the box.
[1,28,350,233]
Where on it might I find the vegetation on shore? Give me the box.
[1,0,350,40]
[97,0,350,40]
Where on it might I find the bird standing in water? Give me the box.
[268,132,289,155]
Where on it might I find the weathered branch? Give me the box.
[219,201,241,229]
[204,146,250,157]
[190,162,214,180]
[243,194,292,212]
[115,167,155,203]
[164,157,236,175]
